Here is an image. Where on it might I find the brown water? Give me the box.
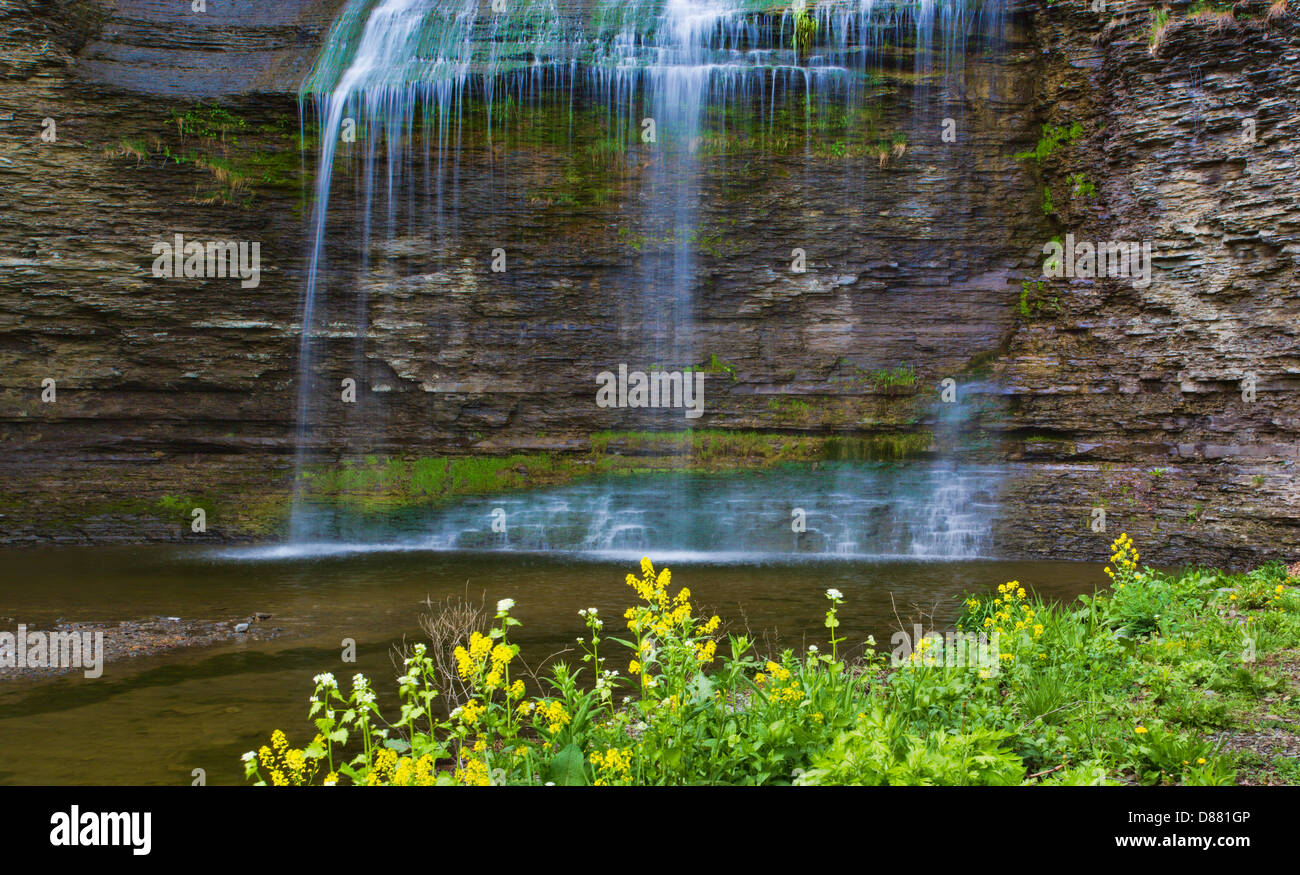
[0,546,1106,785]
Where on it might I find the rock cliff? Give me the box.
[1,0,1296,566]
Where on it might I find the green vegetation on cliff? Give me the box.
[111,102,313,206]
[299,429,935,513]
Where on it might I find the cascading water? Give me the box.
[274,463,1000,561]
[286,0,1009,558]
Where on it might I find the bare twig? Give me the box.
[1018,700,1087,731]
[391,585,490,716]
[1027,764,1066,781]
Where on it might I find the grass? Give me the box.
[1022,433,1072,447]
[683,354,739,380]
[302,454,571,505]
[834,362,920,396]
[1189,0,1237,29]
[867,365,918,395]
[823,432,933,460]
[109,104,312,206]
[1149,7,1172,53]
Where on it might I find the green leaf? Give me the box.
[687,671,715,704]
[662,745,683,770]
[547,744,588,786]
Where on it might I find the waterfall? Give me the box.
[288,0,1008,547]
[268,463,1001,561]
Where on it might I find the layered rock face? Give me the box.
[70,0,349,97]
[992,0,1300,564]
[0,0,1296,567]
[0,0,327,539]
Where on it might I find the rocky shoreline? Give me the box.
[0,612,284,682]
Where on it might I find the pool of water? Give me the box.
[0,546,1105,785]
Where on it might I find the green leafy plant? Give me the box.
[243,532,1296,786]
[1019,279,1060,318]
[793,4,818,57]
[1068,172,1097,198]
[1015,122,1084,166]
[798,709,1025,786]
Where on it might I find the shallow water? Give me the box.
[0,546,1105,785]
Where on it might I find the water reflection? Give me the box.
[0,547,1104,784]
